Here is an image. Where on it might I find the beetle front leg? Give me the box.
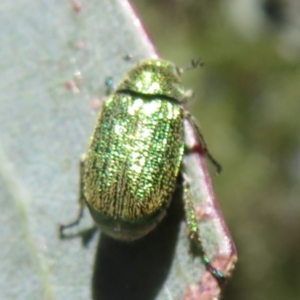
[182,173,226,285]
[59,155,86,236]
[184,112,222,174]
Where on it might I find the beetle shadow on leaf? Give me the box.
[92,180,184,300]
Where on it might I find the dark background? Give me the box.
[131,1,300,300]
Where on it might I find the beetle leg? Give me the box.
[182,173,226,285]
[185,112,222,174]
[105,77,116,95]
[59,155,86,235]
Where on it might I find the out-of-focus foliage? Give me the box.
[131,1,300,299]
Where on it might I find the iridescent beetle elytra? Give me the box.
[60,59,226,284]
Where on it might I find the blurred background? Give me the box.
[131,1,300,300]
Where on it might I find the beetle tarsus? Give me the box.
[59,203,85,237]
[183,173,226,286]
[59,157,86,237]
[208,265,227,286]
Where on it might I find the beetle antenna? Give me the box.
[177,59,204,75]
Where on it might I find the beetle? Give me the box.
[60,59,226,283]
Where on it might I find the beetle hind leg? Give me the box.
[182,173,227,285]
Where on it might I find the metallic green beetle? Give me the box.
[60,59,225,283]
